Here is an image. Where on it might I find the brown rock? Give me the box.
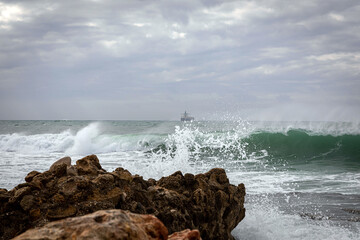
[93,174,115,188]
[90,187,124,206]
[114,167,133,182]
[0,155,245,240]
[9,187,31,203]
[76,155,102,175]
[47,205,77,219]
[169,229,202,240]
[13,209,169,240]
[66,165,78,176]
[20,195,37,211]
[51,163,68,177]
[184,173,196,186]
[29,208,41,219]
[51,193,65,203]
[24,171,41,183]
[49,156,71,172]
[30,171,53,189]
[0,189,9,203]
[156,169,245,240]
[205,168,229,184]
[59,178,78,197]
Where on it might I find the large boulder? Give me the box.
[13,209,201,240]
[49,156,71,172]
[0,155,245,240]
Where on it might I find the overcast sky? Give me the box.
[0,0,359,121]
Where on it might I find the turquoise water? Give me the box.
[0,120,359,239]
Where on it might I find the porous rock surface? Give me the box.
[0,155,245,240]
[13,209,201,240]
[13,209,168,240]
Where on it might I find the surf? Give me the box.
[0,120,359,240]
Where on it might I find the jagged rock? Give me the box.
[9,187,31,203]
[13,209,169,240]
[76,154,103,175]
[0,155,245,240]
[66,165,78,176]
[24,171,41,183]
[169,229,202,240]
[49,156,71,172]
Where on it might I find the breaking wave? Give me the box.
[0,122,359,167]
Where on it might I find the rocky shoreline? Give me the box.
[0,155,245,239]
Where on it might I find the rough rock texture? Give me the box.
[13,209,170,240]
[13,209,201,240]
[0,155,245,240]
[168,229,202,240]
[49,156,71,172]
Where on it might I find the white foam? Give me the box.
[147,125,198,176]
[233,201,360,240]
[252,121,360,136]
[0,131,73,153]
[1,121,359,240]
[65,122,100,155]
[0,122,164,156]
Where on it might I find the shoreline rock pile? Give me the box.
[0,155,245,240]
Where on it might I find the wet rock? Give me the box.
[49,156,71,172]
[168,229,202,240]
[0,155,245,240]
[24,171,41,183]
[47,205,77,219]
[9,187,31,204]
[113,167,133,182]
[156,169,245,240]
[13,209,169,240]
[66,165,78,176]
[93,174,115,188]
[51,163,68,178]
[20,195,37,211]
[76,154,103,175]
[184,173,196,186]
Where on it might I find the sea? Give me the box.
[0,120,359,240]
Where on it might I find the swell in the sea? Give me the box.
[0,121,359,240]
[1,122,359,164]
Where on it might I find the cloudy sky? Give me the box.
[0,0,359,121]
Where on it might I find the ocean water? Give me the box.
[0,120,359,239]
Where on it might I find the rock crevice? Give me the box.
[0,155,245,240]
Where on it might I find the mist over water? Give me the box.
[0,120,359,240]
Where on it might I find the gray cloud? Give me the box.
[0,0,359,121]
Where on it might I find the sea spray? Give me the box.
[141,124,202,177]
[0,131,73,153]
[66,122,101,155]
[144,120,259,176]
[0,120,359,240]
[232,196,360,240]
